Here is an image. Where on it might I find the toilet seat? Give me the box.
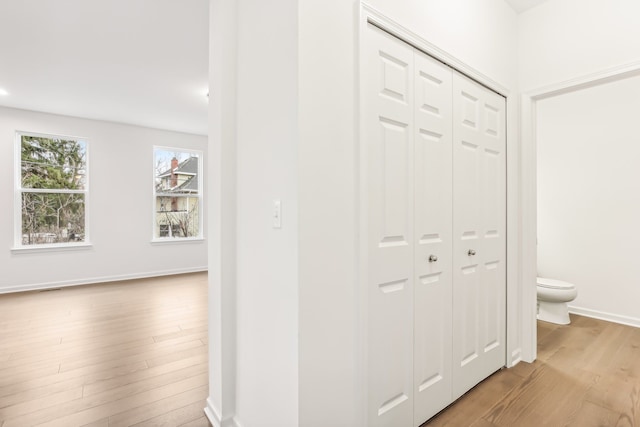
[537,277,575,290]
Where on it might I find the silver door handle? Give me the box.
[468,249,476,256]
[428,254,438,262]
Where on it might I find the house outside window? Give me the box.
[15,131,88,248]
[153,147,202,241]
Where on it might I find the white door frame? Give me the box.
[520,59,640,363]
[206,1,238,426]
[358,7,528,416]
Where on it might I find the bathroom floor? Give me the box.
[422,314,640,426]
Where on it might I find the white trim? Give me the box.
[519,94,538,363]
[150,237,205,245]
[356,6,368,426]
[11,242,93,254]
[362,3,509,98]
[527,60,640,99]
[204,409,217,426]
[155,192,199,197]
[205,398,244,427]
[205,398,222,427]
[14,129,90,142]
[520,60,640,363]
[510,349,522,366]
[0,267,207,294]
[154,144,204,156]
[569,306,640,329]
[19,188,86,194]
[356,5,367,427]
[208,0,238,425]
[14,130,20,248]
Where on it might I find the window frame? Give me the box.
[13,130,91,252]
[151,146,204,243]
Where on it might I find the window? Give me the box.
[153,147,202,240]
[16,132,88,248]
[159,224,181,238]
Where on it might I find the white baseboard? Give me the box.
[0,266,208,294]
[205,398,221,427]
[569,305,640,329]
[205,398,242,427]
[508,348,522,367]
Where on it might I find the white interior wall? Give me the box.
[207,0,237,424]
[209,0,520,426]
[298,1,519,426]
[233,0,299,426]
[366,0,518,86]
[518,0,640,327]
[297,1,358,426]
[518,0,640,90]
[0,106,207,292]
[537,75,640,324]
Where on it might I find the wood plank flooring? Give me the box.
[0,272,209,427]
[3,273,640,427]
[423,314,640,427]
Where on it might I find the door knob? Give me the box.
[428,254,438,262]
[468,249,476,256]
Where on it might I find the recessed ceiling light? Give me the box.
[0,88,8,96]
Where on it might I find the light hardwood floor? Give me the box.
[0,272,210,427]
[4,274,640,427]
[424,314,640,426]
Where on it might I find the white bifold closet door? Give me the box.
[364,23,505,427]
[412,42,454,425]
[364,24,416,427]
[451,71,506,400]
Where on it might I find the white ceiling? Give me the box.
[0,0,209,135]
[0,0,551,136]
[505,0,551,13]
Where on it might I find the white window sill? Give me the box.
[11,242,93,255]
[151,237,205,245]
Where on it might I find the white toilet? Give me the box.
[536,277,578,325]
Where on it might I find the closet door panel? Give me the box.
[452,72,506,399]
[412,50,453,426]
[364,23,415,427]
[479,90,506,373]
[452,75,483,397]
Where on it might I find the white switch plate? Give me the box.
[273,199,282,229]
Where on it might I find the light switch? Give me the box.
[273,199,282,229]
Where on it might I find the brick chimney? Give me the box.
[170,157,179,211]
[170,157,178,188]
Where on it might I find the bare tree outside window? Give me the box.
[17,133,88,246]
[153,148,202,240]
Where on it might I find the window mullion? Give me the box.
[21,188,87,194]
